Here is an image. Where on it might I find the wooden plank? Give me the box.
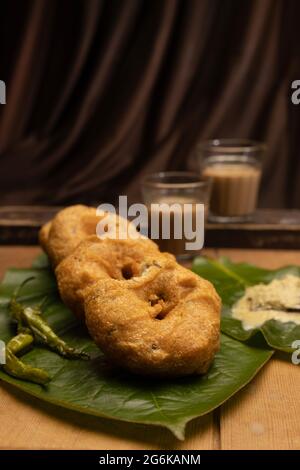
[0,382,216,450]
[0,246,218,450]
[206,209,300,249]
[0,207,59,245]
[0,245,41,269]
[1,206,300,249]
[206,228,300,249]
[218,249,300,450]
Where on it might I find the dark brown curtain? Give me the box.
[0,0,299,207]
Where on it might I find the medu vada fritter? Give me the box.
[38,220,52,255]
[39,204,221,377]
[55,236,169,320]
[42,204,139,266]
[84,264,221,377]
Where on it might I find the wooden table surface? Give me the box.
[0,246,299,450]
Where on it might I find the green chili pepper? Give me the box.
[21,305,89,359]
[3,333,50,385]
[7,332,34,354]
[9,278,89,360]
[9,277,35,333]
[3,278,89,385]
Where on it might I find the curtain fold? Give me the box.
[0,0,299,207]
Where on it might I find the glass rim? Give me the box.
[142,171,211,190]
[197,138,266,153]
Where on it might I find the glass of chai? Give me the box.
[198,139,265,222]
[141,171,211,259]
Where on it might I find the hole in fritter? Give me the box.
[121,264,134,280]
[149,292,165,306]
[149,293,170,320]
[155,310,168,320]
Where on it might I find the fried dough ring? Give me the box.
[42,205,139,266]
[85,264,220,377]
[39,205,221,377]
[56,236,166,319]
[38,221,52,255]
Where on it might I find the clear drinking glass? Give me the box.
[198,139,265,222]
[141,171,211,259]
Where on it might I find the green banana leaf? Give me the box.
[0,264,272,440]
[193,256,300,353]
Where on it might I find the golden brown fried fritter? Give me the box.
[38,221,52,255]
[56,236,164,319]
[84,264,221,377]
[45,205,139,266]
[39,204,221,378]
